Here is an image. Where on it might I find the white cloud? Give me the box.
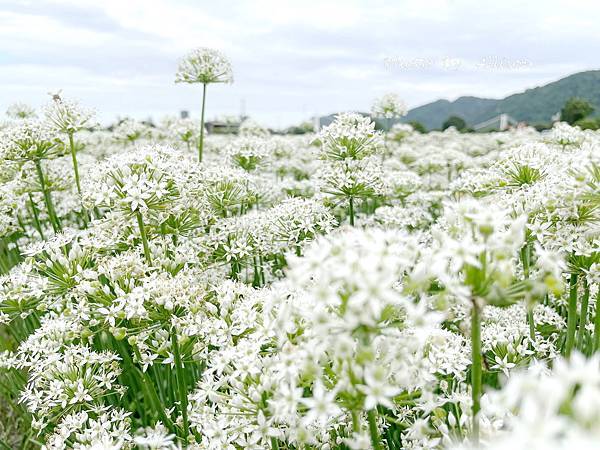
[0,0,598,127]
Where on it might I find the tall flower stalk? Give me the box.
[520,242,535,340]
[565,272,579,357]
[67,132,82,196]
[315,112,384,226]
[33,158,61,233]
[367,409,383,450]
[371,92,407,160]
[136,211,152,265]
[431,203,560,443]
[595,289,600,352]
[45,93,96,223]
[27,193,44,239]
[175,48,233,163]
[81,146,179,266]
[199,82,207,163]
[0,120,63,233]
[576,277,590,349]
[171,327,189,438]
[471,297,482,443]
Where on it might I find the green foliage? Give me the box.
[504,163,545,187]
[575,116,600,130]
[408,121,426,133]
[561,97,595,125]
[442,115,467,131]
[533,122,553,131]
[285,121,314,134]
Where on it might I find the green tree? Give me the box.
[576,117,600,130]
[561,97,594,125]
[533,122,552,131]
[442,115,466,131]
[285,121,315,135]
[408,121,427,133]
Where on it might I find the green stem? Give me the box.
[521,244,535,341]
[112,339,143,406]
[27,193,45,239]
[270,437,280,450]
[34,159,61,232]
[135,366,175,431]
[16,212,26,233]
[198,83,207,163]
[366,409,383,450]
[151,363,166,404]
[470,299,482,445]
[594,289,600,353]
[136,211,152,265]
[108,337,152,426]
[68,132,89,226]
[577,278,590,350]
[259,254,266,285]
[252,255,262,287]
[171,327,190,437]
[351,410,360,432]
[348,196,355,226]
[68,133,82,195]
[565,273,579,357]
[527,308,535,341]
[382,118,390,162]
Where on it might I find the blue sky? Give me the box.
[1,0,599,128]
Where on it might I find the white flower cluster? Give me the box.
[187,227,444,449]
[112,118,152,144]
[45,95,97,134]
[371,93,408,119]
[175,47,234,84]
[6,102,36,120]
[239,118,270,137]
[316,112,382,160]
[0,119,60,161]
[225,136,273,172]
[1,89,600,449]
[82,145,182,214]
[478,354,600,448]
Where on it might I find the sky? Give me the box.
[1,0,599,129]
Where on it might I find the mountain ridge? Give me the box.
[401,70,600,130]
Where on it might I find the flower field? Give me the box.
[2,50,600,450]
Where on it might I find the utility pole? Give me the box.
[499,113,508,131]
[240,98,246,121]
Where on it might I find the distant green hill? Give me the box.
[402,70,600,130]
